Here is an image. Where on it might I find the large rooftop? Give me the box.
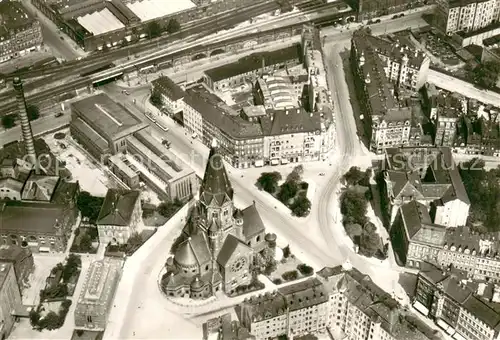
[126,0,196,22]
[96,189,140,226]
[71,93,148,142]
[0,201,65,234]
[77,7,125,36]
[77,258,121,305]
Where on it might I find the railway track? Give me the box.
[1,1,280,81]
[0,0,348,116]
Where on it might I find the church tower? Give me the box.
[199,139,235,232]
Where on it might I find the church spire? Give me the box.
[199,138,233,207]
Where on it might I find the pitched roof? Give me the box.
[217,234,250,267]
[241,203,265,239]
[0,177,23,192]
[96,189,140,226]
[152,76,186,101]
[400,201,446,245]
[175,233,212,268]
[21,172,60,201]
[199,141,234,207]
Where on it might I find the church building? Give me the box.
[161,140,267,298]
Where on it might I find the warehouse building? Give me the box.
[70,93,198,201]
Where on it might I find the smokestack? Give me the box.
[13,77,37,170]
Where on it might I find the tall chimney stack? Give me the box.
[13,77,37,169]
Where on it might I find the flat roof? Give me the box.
[77,7,125,35]
[71,93,148,141]
[77,258,121,306]
[0,1,35,37]
[127,0,196,22]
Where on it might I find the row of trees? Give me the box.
[459,159,500,232]
[256,166,311,217]
[145,19,181,39]
[340,167,384,258]
[1,104,40,129]
[467,60,500,89]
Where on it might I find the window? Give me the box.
[87,315,93,323]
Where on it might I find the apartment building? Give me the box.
[236,265,442,340]
[152,78,333,168]
[351,29,430,153]
[151,76,185,115]
[239,278,329,339]
[74,258,122,330]
[0,262,22,339]
[414,262,500,340]
[430,94,463,147]
[96,189,143,245]
[384,146,470,227]
[436,0,500,34]
[0,1,43,63]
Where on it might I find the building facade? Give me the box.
[414,262,500,340]
[0,1,43,63]
[74,258,122,330]
[351,29,429,153]
[0,244,34,288]
[237,265,442,340]
[436,0,500,34]
[0,262,22,340]
[96,189,143,245]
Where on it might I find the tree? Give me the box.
[166,19,181,34]
[359,223,381,257]
[157,200,183,218]
[283,245,291,258]
[62,254,81,282]
[1,114,15,129]
[290,194,311,217]
[29,309,40,326]
[127,232,143,246]
[27,104,40,121]
[340,190,368,225]
[150,90,163,107]
[345,223,363,238]
[342,166,365,186]
[147,20,164,38]
[286,165,304,183]
[79,234,93,251]
[278,181,298,203]
[38,311,61,330]
[77,191,104,224]
[256,172,282,194]
[470,61,500,89]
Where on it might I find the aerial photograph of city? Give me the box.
[0,0,500,339]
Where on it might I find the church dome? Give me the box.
[174,238,198,268]
[191,276,204,290]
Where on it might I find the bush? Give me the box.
[77,192,104,224]
[54,132,66,140]
[1,114,16,129]
[264,260,277,276]
[256,172,282,194]
[273,278,283,285]
[297,264,314,276]
[27,104,40,121]
[290,195,311,217]
[283,245,291,258]
[282,270,299,281]
[300,182,309,190]
[40,283,68,301]
[157,198,184,218]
